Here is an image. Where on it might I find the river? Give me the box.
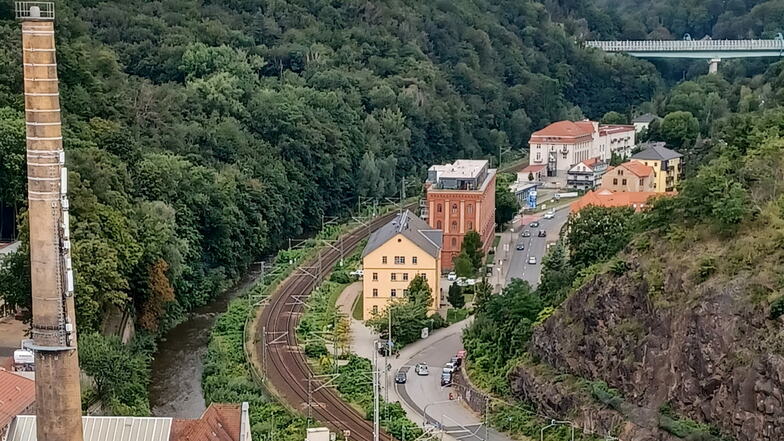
[149,266,263,418]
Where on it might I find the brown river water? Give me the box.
[149,266,263,418]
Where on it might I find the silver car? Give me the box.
[415,363,429,376]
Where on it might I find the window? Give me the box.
[467,221,473,231]
[639,179,644,186]
[536,152,541,161]
[382,256,387,264]
[437,204,442,213]
[372,289,378,297]
[403,289,409,297]
[619,170,624,176]
[451,221,457,233]
[391,273,397,281]
[391,289,397,297]
[372,272,378,281]
[403,273,409,281]
[420,273,427,280]
[613,178,618,185]
[394,256,405,265]
[451,238,457,247]
[412,256,417,264]
[451,204,458,214]
[436,221,442,229]
[622,179,627,185]
[467,204,473,215]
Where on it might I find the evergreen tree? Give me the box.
[454,251,475,278]
[461,231,484,271]
[447,282,465,309]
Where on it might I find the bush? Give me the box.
[330,270,352,284]
[429,313,448,329]
[446,308,469,324]
[771,296,784,319]
[304,341,329,358]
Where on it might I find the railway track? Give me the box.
[254,207,415,441]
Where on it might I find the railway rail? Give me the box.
[254,206,415,441]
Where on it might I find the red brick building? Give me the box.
[422,160,496,270]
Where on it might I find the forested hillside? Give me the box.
[548,0,784,40]
[0,0,659,335]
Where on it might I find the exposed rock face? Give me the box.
[523,260,784,441]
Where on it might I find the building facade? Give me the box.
[632,113,658,133]
[528,120,635,177]
[566,158,608,190]
[423,160,496,269]
[600,162,655,192]
[630,143,684,192]
[361,211,442,320]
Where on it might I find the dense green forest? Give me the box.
[0,0,660,336]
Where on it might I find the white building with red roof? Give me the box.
[528,120,635,178]
[566,158,609,190]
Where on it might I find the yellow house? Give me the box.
[630,143,684,193]
[361,210,442,320]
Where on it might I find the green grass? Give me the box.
[447,308,470,324]
[352,293,364,321]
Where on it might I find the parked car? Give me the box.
[440,372,452,386]
[447,272,457,281]
[538,230,547,237]
[443,362,456,373]
[516,242,525,251]
[415,363,429,376]
[528,256,537,265]
[395,371,407,384]
[465,278,476,286]
[529,221,540,228]
[450,356,461,368]
[543,211,555,219]
[521,230,531,238]
[349,269,364,278]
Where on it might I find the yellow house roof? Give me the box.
[362,210,442,258]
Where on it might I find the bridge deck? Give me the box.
[587,39,784,53]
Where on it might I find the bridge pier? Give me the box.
[708,58,721,74]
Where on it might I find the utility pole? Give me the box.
[373,340,380,441]
[16,3,84,441]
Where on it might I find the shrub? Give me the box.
[771,296,784,319]
[304,341,329,358]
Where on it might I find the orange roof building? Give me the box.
[528,120,635,179]
[571,189,673,213]
[0,370,35,436]
[171,403,250,441]
[600,161,655,193]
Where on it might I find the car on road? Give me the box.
[395,371,407,384]
[415,363,429,376]
[440,372,452,386]
[543,210,555,219]
[447,272,457,281]
[529,221,540,228]
[528,256,537,265]
[521,230,531,237]
[450,356,461,368]
[516,242,525,251]
[443,362,456,373]
[538,230,547,237]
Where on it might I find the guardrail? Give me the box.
[586,39,784,52]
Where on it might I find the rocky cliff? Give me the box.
[512,238,784,441]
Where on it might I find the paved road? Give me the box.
[395,328,515,441]
[506,207,570,288]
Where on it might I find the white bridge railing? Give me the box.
[586,39,784,52]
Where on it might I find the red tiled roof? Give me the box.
[530,121,595,143]
[0,370,35,430]
[581,158,600,168]
[571,190,674,213]
[521,164,546,173]
[619,161,653,177]
[171,404,241,441]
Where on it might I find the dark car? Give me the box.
[516,242,525,251]
[521,230,531,238]
[395,371,407,384]
[450,356,461,368]
[538,230,547,237]
[529,221,540,228]
[440,372,452,386]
